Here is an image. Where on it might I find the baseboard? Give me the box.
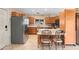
[65,44,76,46]
[0,44,12,50]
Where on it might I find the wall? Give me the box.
[59,9,76,44]
[0,9,11,49]
[65,9,76,44]
[6,9,11,46]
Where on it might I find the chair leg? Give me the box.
[49,46,51,50]
[63,45,65,48]
[38,44,39,48]
[41,44,51,50]
[55,42,57,50]
[50,43,52,49]
[42,45,44,50]
[49,44,51,50]
[38,42,40,48]
[41,44,45,50]
[51,41,53,47]
[39,44,43,50]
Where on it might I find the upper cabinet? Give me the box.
[11,12,25,16]
[45,17,50,24]
[45,16,59,24]
[28,16,35,24]
[59,10,65,31]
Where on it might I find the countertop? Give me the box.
[28,24,52,27]
[37,28,61,35]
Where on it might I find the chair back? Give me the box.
[41,30,52,41]
[42,30,52,35]
[55,30,64,41]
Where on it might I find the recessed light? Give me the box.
[36,12,40,14]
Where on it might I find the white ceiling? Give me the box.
[15,8,64,16]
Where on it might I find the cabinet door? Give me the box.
[45,17,53,24]
[28,17,34,24]
[28,27,37,34]
[59,11,65,31]
[0,9,11,49]
[45,17,50,24]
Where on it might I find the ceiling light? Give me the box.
[36,12,40,14]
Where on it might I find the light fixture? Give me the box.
[36,12,40,14]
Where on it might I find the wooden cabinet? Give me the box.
[45,16,59,24]
[28,17,34,24]
[45,17,54,24]
[28,27,37,34]
[11,12,24,16]
[59,11,65,31]
[45,17,50,24]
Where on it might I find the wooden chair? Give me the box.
[39,30,52,49]
[53,30,65,50]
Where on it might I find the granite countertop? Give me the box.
[28,24,51,27]
[37,28,61,35]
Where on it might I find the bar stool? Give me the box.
[53,30,65,50]
[40,30,52,50]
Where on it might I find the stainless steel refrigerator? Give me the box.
[11,16,28,44]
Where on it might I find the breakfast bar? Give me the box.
[37,28,64,49]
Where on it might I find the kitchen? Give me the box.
[10,8,76,50]
[0,8,78,50]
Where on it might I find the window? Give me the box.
[35,19,44,25]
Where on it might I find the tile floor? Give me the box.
[3,35,79,50]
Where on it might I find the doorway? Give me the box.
[76,13,79,44]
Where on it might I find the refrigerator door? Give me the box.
[11,16,25,44]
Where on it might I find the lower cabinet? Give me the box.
[28,27,37,34]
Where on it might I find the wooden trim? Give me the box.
[75,13,79,44]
